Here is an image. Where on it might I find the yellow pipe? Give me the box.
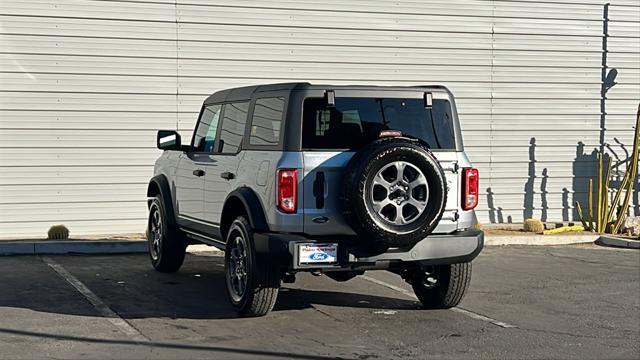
[543,225,585,235]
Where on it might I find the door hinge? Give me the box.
[441,162,459,173]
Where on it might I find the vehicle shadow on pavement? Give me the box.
[276,288,420,311]
[0,255,419,321]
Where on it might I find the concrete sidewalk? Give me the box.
[0,239,148,255]
[0,234,608,255]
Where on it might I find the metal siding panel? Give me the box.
[175,0,494,16]
[0,184,147,204]
[0,0,638,236]
[0,129,158,148]
[0,0,175,22]
[0,15,176,40]
[0,220,147,239]
[0,92,177,112]
[479,0,639,224]
[0,111,177,130]
[177,23,492,49]
[0,54,176,76]
[176,4,493,33]
[0,148,160,167]
[0,202,147,224]
[0,73,175,94]
[0,35,177,58]
[0,166,154,186]
[176,46,493,65]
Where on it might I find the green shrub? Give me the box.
[47,224,70,240]
[523,219,545,233]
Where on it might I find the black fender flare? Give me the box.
[222,187,270,234]
[147,175,178,226]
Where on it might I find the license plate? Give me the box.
[298,243,338,264]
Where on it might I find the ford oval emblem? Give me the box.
[312,216,329,224]
[309,252,329,261]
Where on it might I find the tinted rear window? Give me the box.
[302,97,456,150]
[250,97,284,146]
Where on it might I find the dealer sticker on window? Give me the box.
[298,243,338,264]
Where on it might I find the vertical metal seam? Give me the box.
[175,0,179,131]
[490,0,495,195]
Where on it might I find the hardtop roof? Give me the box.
[203,82,451,104]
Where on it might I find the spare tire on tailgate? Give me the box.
[341,137,447,248]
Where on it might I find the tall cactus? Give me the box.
[577,104,639,233]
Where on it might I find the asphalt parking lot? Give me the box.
[0,245,638,359]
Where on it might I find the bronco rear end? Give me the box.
[258,84,484,316]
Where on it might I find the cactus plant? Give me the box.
[523,218,545,233]
[47,224,70,240]
[577,104,639,234]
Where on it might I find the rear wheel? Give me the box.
[224,217,280,317]
[147,196,187,273]
[410,263,472,309]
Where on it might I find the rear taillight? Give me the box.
[462,168,479,210]
[277,169,297,213]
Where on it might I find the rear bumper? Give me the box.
[253,229,484,270]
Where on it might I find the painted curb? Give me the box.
[595,236,640,249]
[0,240,148,255]
[0,242,36,255]
[484,235,599,246]
[0,234,612,255]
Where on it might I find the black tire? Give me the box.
[147,195,187,273]
[411,263,472,309]
[224,217,280,317]
[342,137,447,248]
[325,271,364,282]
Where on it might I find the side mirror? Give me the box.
[157,130,182,150]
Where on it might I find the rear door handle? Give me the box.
[193,169,205,177]
[220,172,235,180]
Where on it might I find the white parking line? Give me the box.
[360,274,417,298]
[42,257,149,342]
[360,274,517,329]
[450,308,517,328]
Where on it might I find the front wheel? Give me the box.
[411,263,472,309]
[147,196,187,273]
[224,217,280,317]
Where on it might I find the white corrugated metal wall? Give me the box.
[0,0,638,238]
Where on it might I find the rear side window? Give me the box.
[250,97,285,146]
[192,104,222,152]
[302,97,456,150]
[218,101,250,153]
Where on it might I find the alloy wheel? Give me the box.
[367,161,429,226]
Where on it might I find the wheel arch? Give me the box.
[147,175,178,226]
[221,187,270,240]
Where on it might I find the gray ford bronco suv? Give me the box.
[147,83,483,317]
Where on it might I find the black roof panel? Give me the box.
[203,82,450,104]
